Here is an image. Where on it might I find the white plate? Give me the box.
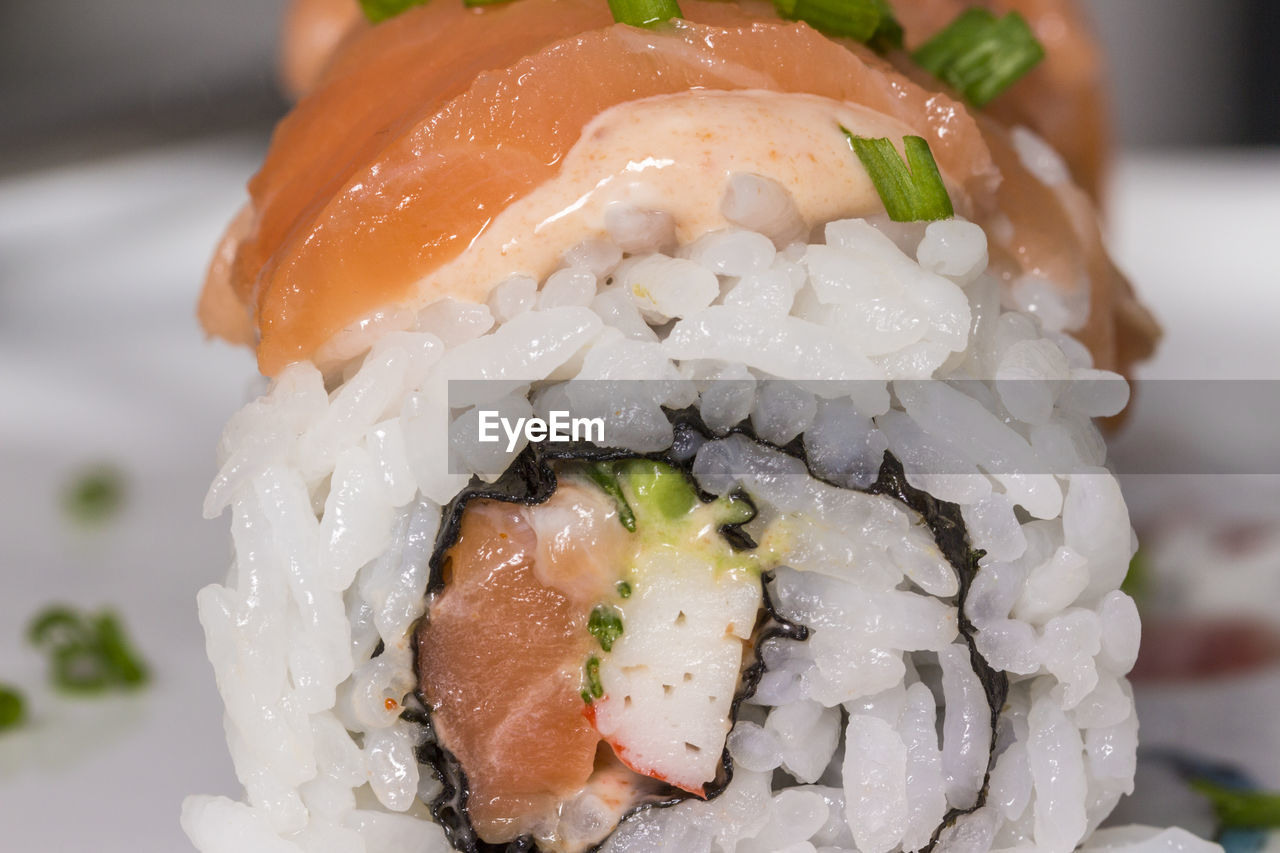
[0,136,258,850]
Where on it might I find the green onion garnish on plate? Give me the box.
[64,465,125,526]
[28,606,150,694]
[1192,778,1280,829]
[608,0,683,27]
[843,130,954,222]
[358,0,430,24]
[0,685,25,732]
[773,0,902,50]
[912,8,1045,107]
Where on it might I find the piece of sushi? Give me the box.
[186,3,1206,853]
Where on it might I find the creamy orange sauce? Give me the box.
[314,90,940,364]
[428,91,938,287]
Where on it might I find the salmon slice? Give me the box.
[836,28,1141,371]
[198,205,257,347]
[977,115,1156,377]
[207,0,999,375]
[278,0,1109,200]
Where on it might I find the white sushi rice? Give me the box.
[184,176,1215,853]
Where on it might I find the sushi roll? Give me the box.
[187,2,1201,852]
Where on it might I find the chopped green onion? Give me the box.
[773,0,901,49]
[0,685,25,732]
[912,8,1045,107]
[358,0,429,24]
[94,613,149,686]
[844,131,954,222]
[766,0,905,47]
[913,7,992,72]
[608,0,682,28]
[585,463,637,532]
[28,606,149,694]
[584,656,604,700]
[866,0,904,53]
[64,465,125,525]
[588,606,625,652]
[616,580,633,599]
[1192,779,1280,829]
[28,607,92,648]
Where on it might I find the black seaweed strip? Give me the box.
[866,454,1007,850]
[411,407,1002,853]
